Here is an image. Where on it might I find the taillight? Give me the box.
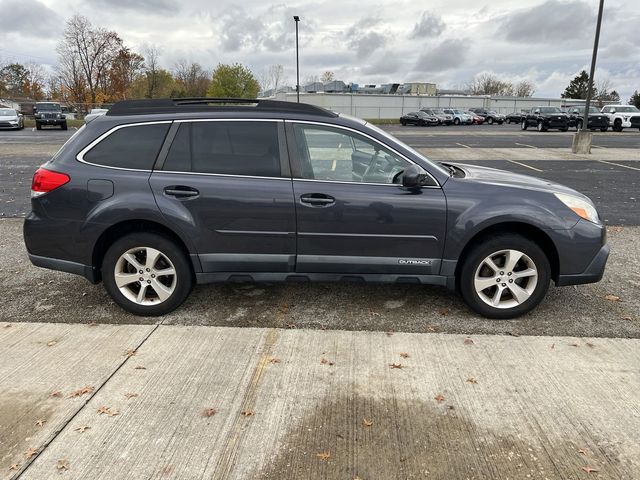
[31,168,70,198]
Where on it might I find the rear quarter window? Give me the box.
[83,123,170,170]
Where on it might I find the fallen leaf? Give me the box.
[279,304,290,313]
[369,309,381,317]
[438,308,450,316]
[97,406,114,415]
[320,358,335,366]
[399,352,410,358]
[434,394,445,403]
[604,294,620,301]
[586,342,595,348]
[107,409,119,417]
[50,390,63,398]
[581,466,599,473]
[286,323,297,329]
[463,338,474,345]
[124,393,138,400]
[203,408,217,417]
[124,349,137,357]
[69,386,95,398]
[622,316,633,321]
[160,465,174,475]
[56,459,70,470]
[389,363,403,369]
[24,447,38,459]
[507,331,520,337]
[74,425,90,433]
[46,341,57,347]
[87,321,98,327]
[9,463,20,471]
[577,449,587,455]
[3,324,11,328]
[134,366,147,370]
[316,451,331,461]
[241,410,254,417]
[268,357,281,364]
[385,331,394,336]
[466,377,478,384]
[35,419,46,427]
[424,324,439,332]
[550,343,555,350]
[362,418,373,427]
[446,405,455,410]
[569,343,579,347]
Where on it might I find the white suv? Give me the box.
[601,105,640,132]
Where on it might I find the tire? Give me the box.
[459,234,551,319]
[560,128,568,132]
[400,120,406,126]
[537,121,547,132]
[419,120,425,127]
[102,232,193,316]
[454,118,460,125]
[498,121,504,125]
[576,120,583,131]
[61,122,68,130]
[36,123,42,130]
[613,120,623,132]
[521,119,528,130]
[601,128,608,132]
[487,117,494,125]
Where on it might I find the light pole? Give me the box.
[293,15,300,103]
[573,0,604,153]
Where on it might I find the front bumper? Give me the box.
[556,243,609,286]
[36,118,65,125]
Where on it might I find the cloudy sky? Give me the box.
[1,0,638,99]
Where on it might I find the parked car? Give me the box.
[600,104,640,132]
[24,98,609,319]
[465,111,485,124]
[468,108,505,125]
[522,106,569,132]
[566,106,609,132]
[443,109,473,125]
[421,108,453,125]
[0,108,24,129]
[34,102,67,130]
[400,111,439,126]
[506,111,528,124]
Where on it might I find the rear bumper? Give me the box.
[556,243,610,286]
[28,253,99,283]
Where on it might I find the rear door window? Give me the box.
[83,123,170,170]
[163,121,282,177]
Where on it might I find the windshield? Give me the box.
[36,103,61,111]
[616,106,640,113]
[0,109,17,116]
[540,107,562,113]
[339,114,448,176]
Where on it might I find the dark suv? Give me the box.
[566,106,609,132]
[24,98,609,319]
[34,102,67,130]
[523,106,569,132]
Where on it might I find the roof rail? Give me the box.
[106,98,337,118]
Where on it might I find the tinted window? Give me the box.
[84,123,169,170]
[163,121,281,177]
[293,124,409,184]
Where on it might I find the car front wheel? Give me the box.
[521,120,528,130]
[537,121,547,132]
[487,117,494,125]
[459,234,550,319]
[102,232,193,316]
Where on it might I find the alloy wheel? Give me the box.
[473,249,538,309]
[114,246,177,305]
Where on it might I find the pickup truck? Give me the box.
[600,104,640,132]
[566,106,609,132]
[522,106,568,132]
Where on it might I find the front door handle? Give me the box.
[164,186,199,198]
[300,193,335,207]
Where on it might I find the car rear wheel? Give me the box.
[459,234,550,319]
[613,120,623,132]
[102,232,193,316]
[400,120,406,126]
[576,120,583,130]
[454,118,460,125]
[487,117,494,125]
[521,120,528,130]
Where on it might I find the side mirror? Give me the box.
[402,164,428,188]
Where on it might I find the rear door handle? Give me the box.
[300,193,335,206]
[164,186,199,198]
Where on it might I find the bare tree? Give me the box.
[173,60,210,97]
[259,64,286,92]
[468,73,514,96]
[321,71,335,83]
[57,15,123,104]
[514,80,535,97]
[142,45,162,98]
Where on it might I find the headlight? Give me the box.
[554,192,599,223]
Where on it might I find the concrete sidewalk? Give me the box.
[1,322,638,479]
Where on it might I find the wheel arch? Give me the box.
[453,221,560,289]
[91,219,199,282]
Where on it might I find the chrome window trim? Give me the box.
[284,119,441,188]
[76,120,172,172]
[153,170,291,181]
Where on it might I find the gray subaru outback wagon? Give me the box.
[24,98,609,318]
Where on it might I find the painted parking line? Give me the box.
[455,142,471,149]
[598,160,640,172]
[506,159,544,172]
[592,145,607,149]
[514,142,539,149]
